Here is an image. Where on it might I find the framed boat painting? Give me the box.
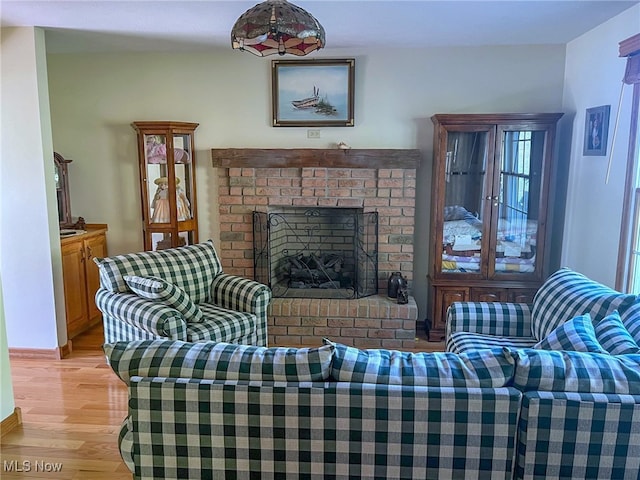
[272,58,355,127]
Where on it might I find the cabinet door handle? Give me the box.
[86,246,93,260]
[80,247,86,262]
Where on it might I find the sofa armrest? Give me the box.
[446,301,533,339]
[209,274,272,313]
[95,289,188,340]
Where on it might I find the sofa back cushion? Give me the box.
[531,267,637,341]
[94,239,222,304]
[594,310,640,355]
[506,348,640,394]
[328,341,514,388]
[620,298,640,346]
[104,340,334,383]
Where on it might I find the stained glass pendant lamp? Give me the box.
[231,0,325,57]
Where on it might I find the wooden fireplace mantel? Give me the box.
[211,148,421,169]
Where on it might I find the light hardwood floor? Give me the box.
[2,323,443,479]
[2,325,131,479]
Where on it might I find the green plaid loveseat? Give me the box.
[105,340,522,480]
[444,267,640,479]
[94,240,271,346]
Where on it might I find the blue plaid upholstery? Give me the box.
[533,313,607,353]
[94,240,271,346]
[448,331,537,353]
[516,391,640,479]
[531,267,637,341]
[446,302,535,353]
[329,341,515,388]
[620,298,640,345]
[595,310,640,354]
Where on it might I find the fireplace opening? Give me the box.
[253,208,378,299]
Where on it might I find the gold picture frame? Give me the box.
[272,58,355,127]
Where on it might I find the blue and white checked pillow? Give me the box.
[124,275,205,323]
[594,310,640,354]
[104,340,335,384]
[506,348,640,394]
[533,313,606,353]
[326,340,514,388]
[531,267,637,341]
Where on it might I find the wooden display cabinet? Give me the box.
[60,225,108,339]
[132,121,199,251]
[428,113,563,339]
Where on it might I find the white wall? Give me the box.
[45,44,566,322]
[561,5,640,286]
[0,27,66,349]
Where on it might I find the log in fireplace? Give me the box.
[253,207,378,299]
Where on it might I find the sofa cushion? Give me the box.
[104,340,334,384]
[531,267,637,341]
[124,275,205,323]
[326,340,514,388]
[595,310,640,355]
[186,303,256,342]
[447,331,537,354]
[620,298,640,346]
[94,239,223,303]
[506,348,640,394]
[533,314,606,353]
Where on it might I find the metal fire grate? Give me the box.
[253,208,378,299]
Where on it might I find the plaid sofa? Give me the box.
[105,340,522,480]
[444,267,640,479]
[94,240,272,346]
[105,339,640,480]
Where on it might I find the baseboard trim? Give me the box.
[1,407,22,437]
[59,341,73,359]
[9,347,62,360]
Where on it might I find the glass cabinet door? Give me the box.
[492,127,548,278]
[440,128,493,276]
[134,121,199,251]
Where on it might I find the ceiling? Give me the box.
[1,1,638,54]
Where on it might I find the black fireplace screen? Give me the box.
[253,208,378,299]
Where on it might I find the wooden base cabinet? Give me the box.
[427,113,562,339]
[60,226,107,339]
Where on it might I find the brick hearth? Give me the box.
[212,148,420,348]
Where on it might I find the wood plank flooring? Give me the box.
[1,327,131,479]
[2,323,444,479]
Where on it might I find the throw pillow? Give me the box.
[533,313,606,353]
[104,340,334,384]
[594,310,640,354]
[531,267,637,341]
[124,275,205,323]
[325,339,514,388]
[506,348,640,394]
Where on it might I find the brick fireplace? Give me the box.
[212,148,421,348]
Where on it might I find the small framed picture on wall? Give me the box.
[583,105,610,156]
[272,58,355,127]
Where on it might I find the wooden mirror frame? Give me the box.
[54,152,74,228]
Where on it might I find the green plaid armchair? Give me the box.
[94,240,271,346]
